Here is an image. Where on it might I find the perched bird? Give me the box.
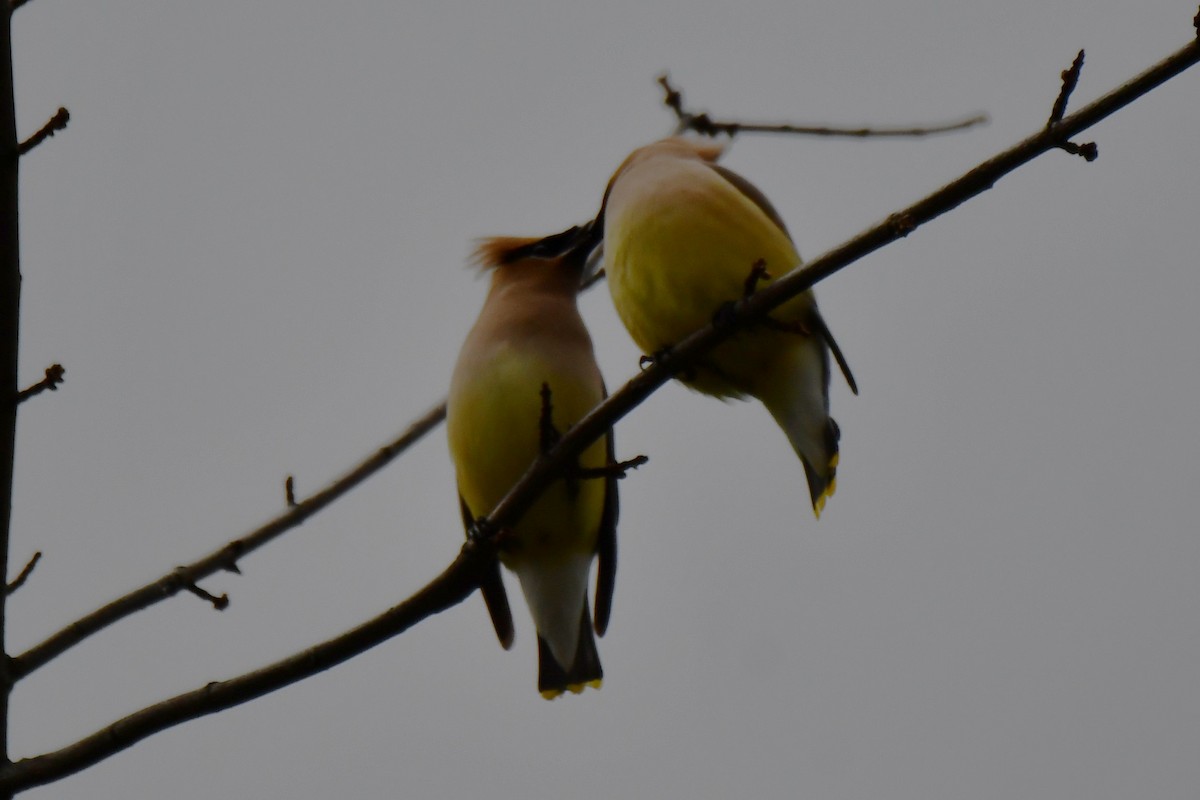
[447,236,617,698]
[600,137,857,516]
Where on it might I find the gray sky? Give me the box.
[9,1,1200,798]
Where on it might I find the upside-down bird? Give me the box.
[599,137,857,516]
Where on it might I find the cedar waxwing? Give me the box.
[447,236,617,699]
[599,137,857,516]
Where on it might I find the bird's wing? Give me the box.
[592,394,618,637]
[708,162,858,394]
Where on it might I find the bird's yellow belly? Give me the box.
[606,185,815,398]
[448,345,607,561]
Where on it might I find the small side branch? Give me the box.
[6,551,42,596]
[574,455,649,481]
[1047,51,1098,161]
[1048,50,1085,124]
[17,107,69,157]
[9,0,31,11]
[658,74,987,139]
[181,580,229,611]
[743,259,771,298]
[15,364,64,404]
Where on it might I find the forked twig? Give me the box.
[658,74,988,139]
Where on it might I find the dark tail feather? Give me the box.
[480,561,514,650]
[593,426,618,637]
[537,603,603,699]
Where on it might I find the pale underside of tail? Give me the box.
[537,603,603,699]
[509,551,603,699]
[758,337,840,517]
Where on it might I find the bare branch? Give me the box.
[0,541,494,794]
[0,29,1196,792]
[5,551,40,595]
[9,0,32,11]
[8,401,448,680]
[658,74,988,139]
[284,475,296,507]
[16,107,68,157]
[2,0,23,771]
[15,363,63,404]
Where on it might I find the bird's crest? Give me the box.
[471,225,596,273]
[471,236,543,272]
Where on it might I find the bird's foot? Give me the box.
[743,258,771,297]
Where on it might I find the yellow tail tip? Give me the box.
[812,478,837,519]
[539,678,603,700]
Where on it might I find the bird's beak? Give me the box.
[580,241,605,290]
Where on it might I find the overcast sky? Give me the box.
[8,1,1200,798]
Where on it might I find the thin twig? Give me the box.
[574,454,649,481]
[8,401,448,680]
[1048,50,1086,124]
[658,75,988,139]
[15,364,64,404]
[5,552,41,596]
[3,34,1197,790]
[284,476,296,507]
[17,108,69,157]
[181,579,228,611]
[9,0,31,11]
[1047,50,1098,161]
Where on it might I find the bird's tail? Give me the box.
[760,341,841,517]
[796,417,841,517]
[537,603,603,699]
